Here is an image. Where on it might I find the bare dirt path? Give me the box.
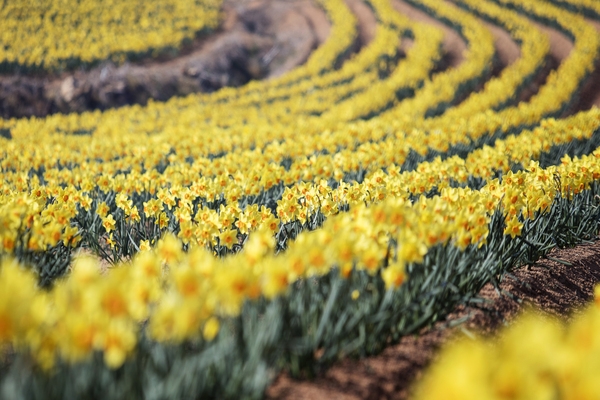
[484,21,520,70]
[572,19,600,112]
[517,20,573,104]
[346,0,378,47]
[526,17,600,115]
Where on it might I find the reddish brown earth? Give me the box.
[393,0,467,68]
[574,19,600,112]
[347,0,378,47]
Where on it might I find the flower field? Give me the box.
[0,0,222,72]
[1,0,600,398]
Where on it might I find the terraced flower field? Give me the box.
[1,0,600,398]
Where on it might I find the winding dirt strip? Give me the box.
[517,20,573,105]
[522,17,600,116]
[346,0,378,47]
[484,20,520,69]
[572,19,600,112]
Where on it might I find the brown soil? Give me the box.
[347,0,378,47]
[517,21,573,106]
[392,0,467,68]
[484,21,520,68]
[570,19,600,112]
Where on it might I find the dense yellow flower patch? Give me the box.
[1,114,599,368]
[0,105,600,251]
[0,0,222,71]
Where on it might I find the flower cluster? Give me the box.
[2,141,600,370]
[0,0,222,71]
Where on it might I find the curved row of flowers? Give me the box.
[0,0,222,72]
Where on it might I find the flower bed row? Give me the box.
[0,0,222,73]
